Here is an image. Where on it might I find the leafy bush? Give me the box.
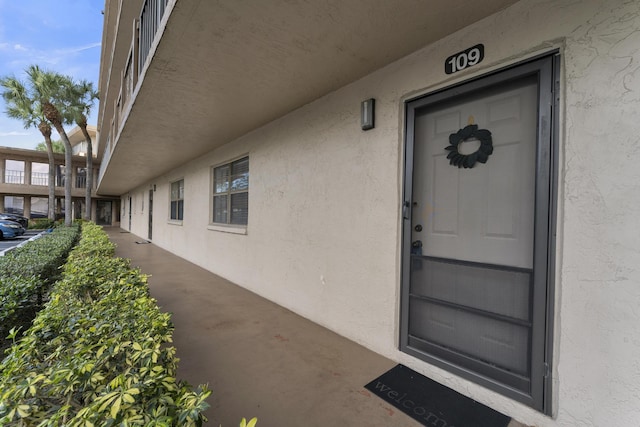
[28,218,56,230]
[0,276,41,345]
[0,224,80,350]
[0,222,211,426]
[240,417,258,427]
[0,225,79,280]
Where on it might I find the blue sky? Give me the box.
[0,0,103,149]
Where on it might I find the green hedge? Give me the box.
[0,222,210,426]
[0,224,80,350]
[0,224,79,280]
[28,218,57,230]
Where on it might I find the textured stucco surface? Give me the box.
[98,0,521,194]
[121,0,640,425]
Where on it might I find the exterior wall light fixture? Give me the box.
[361,98,375,131]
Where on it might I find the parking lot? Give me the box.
[0,230,43,255]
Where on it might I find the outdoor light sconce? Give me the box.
[361,98,375,130]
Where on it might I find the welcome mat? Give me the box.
[365,364,511,427]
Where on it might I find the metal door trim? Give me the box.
[400,52,559,414]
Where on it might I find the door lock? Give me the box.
[411,240,423,255]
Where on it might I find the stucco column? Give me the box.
[55,197,62,219]
[0,157,5,184]
[24,160,32,186]
[74,199,83,220]
[0,195,5,212]
[23,196,31,219]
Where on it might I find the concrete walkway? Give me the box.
[107,228,422,427]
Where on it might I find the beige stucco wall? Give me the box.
[121,0,640,425]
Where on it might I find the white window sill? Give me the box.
[207,224,247,235]
[168,220,183,226]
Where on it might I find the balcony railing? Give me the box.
[4,170,24,184]
[76,175,87,189]
[31,171,49,186]
[138,0,169,76]
[98,0,169,191]
[0,169,96,188]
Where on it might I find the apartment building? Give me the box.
[96,1,640,425]
[0,126,119,225]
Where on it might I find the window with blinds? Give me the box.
[212,157,249,226]
[170,179,184,221]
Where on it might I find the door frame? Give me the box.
[148,189,153,240]
[400,53,559,413]
[95,200,113,226]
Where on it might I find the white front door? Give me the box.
[402,56,557,412]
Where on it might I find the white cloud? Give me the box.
[54,42,101,56]
[0,131,31,137]
[75,42,101,52]
[13,43,27,51]
[22,42,102,68]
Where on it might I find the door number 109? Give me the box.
[445,44,485,75]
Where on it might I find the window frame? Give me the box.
[210,156,249,230]
[169,178,184,222]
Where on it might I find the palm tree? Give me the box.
[26,65,74,226]
[0,76,56,221]
[36,139,65,153]
[63,78,98,221]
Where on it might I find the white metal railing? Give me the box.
[4,170,24,184]
[138,0,169,76]
[2,169,93,190]
[31,171,49,186]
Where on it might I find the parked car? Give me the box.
[0,213,28,228]
[0,219,25,239]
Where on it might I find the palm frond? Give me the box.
[0,74,39,129]
[63,77,99,125]
[6,106,37,129]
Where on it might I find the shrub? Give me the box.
[0,222,211,426]
[28,218,56,230]
[0,225,79,280]
[0,275,40,344]
[0,224,80,350]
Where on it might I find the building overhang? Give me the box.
[97,0,519,195]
